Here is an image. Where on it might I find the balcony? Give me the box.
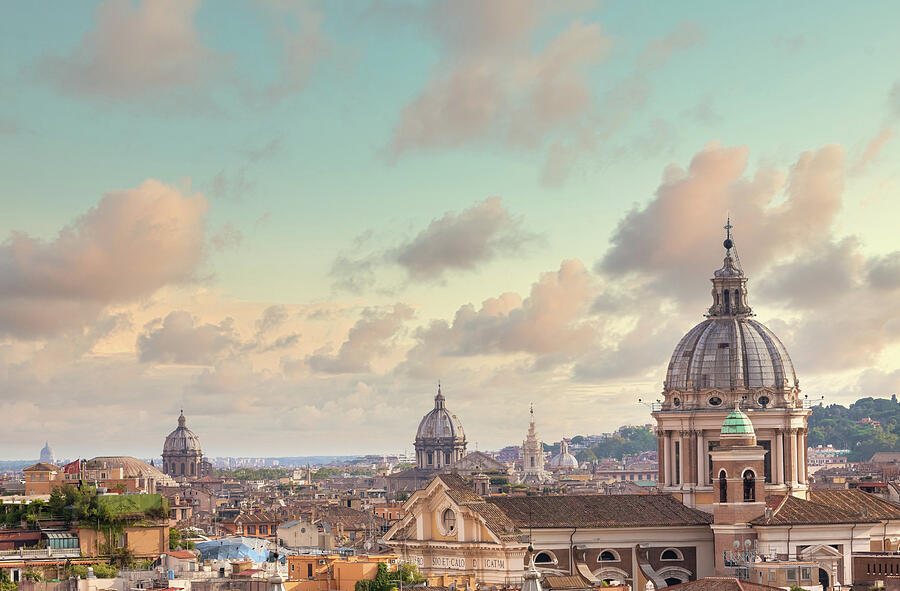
[0,547,81,561]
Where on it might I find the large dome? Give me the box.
[163,412,202,453]
[666,317,797,391]
[416,387,465,442]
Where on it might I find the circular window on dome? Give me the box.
[709,396,722,407]
[758,396,770,408]
[673,397,681,407]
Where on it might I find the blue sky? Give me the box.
[1,0,899,459]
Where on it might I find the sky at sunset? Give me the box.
[2,1,900,459]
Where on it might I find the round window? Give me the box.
[758,396,770,408]
[709,396,722,406]
[673,398,681,407]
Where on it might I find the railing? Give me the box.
[0,548,81,560]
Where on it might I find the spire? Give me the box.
[708,218,752,317]
[434,381,445,409]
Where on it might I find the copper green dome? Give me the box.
[721,405,755,435]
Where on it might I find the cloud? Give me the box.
[307,304,414,374]
[256,1,331,104]
[637,22,705,70]
[0,180,207,338]
[210,223,243,252]
[388,2,610,157]
[331,197,536,291]
[598,143,844,301]
[852,127,895,174]
[392,197,534,280]
[34,0,222,101]
[137,311,239,365]
[401,259,596,376]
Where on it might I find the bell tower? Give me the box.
[710,403,765,575]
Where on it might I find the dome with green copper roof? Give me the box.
[721,404,755,435]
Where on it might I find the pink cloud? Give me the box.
[35,0,222,100]
[0,180,207,337]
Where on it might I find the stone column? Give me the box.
[774,429,784,485]
[663,431,672,487]
[798,429,808,484]
[790,428,799,484]
[783,429,793,487]
[697,430,706,485]
[657,431,666,486]
[678,431,685,486]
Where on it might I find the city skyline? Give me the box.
[2,1,900,458]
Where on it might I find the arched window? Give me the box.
[719,470,727,503]
[660,548,683,561]
[445,452,451,465]
[441,508,456,533]
[724,290,731,313]
[180,462,185,475]
[190,462,195,475]
[743,470,756,502]
[534,552,555,564]
[427,452,433,465]
[599,550,619,562]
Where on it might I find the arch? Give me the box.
[743,469,756,502]
[724,290,731,313]
[718,470,727,503]
[598,549,620,562]
[656,566,692,586]
[592,566,629,585]
[190,462,195,476]
[534,551,557,565]
[180,462,185,475]
[818,568,829,589]
[660,548,684,561]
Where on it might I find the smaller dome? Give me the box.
[40,442,55,463]
[549,439,579,468]
[164,412,203,454]
[721,405,754,436]
[416,386,465,442]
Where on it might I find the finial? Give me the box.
[437,380,441,395]
[723,214,734,251]
[530,402,534,419]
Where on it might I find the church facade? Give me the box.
[385,226,900,591]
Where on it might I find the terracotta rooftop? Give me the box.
[435,474,521,541]
[23,463,59,471]
[488,494,712,528]
[543,575,591,589]
[750,494,879,526]
[809,489,900,520]
[166,551,198,560]
[663,577,783,591]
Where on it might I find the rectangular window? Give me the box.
[760,440,772,482]
[801,568,811,580]
[768,570,776,582]
[247,525,256,535]
[259,525,268,535]
[786,568,797,581]
[708,441,720,483]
